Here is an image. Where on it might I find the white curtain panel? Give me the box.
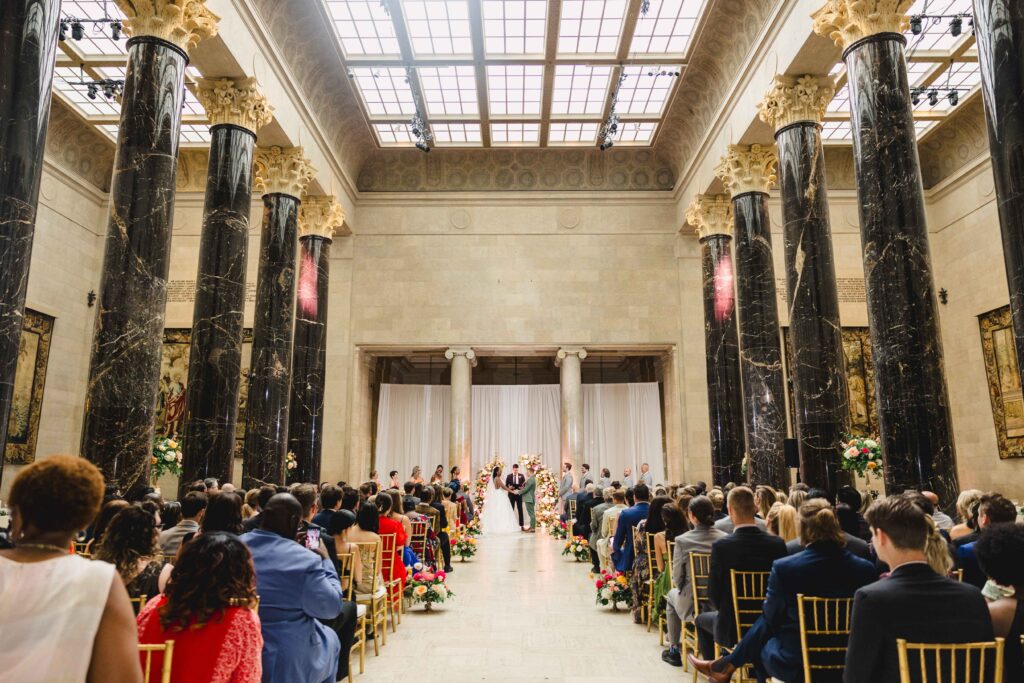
[374,382,664,484]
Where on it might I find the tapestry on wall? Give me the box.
[157,329,254,457]
[979,306,1024,459]
[5,309,55,465]
[782,327,878,439]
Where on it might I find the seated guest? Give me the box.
[203,478,220,494]
[784,491,872,561]
[754,485,777,520]
[375,494,407,589]
[786,487,807,511]
[241,486,276,532]
[950,489,983,542]
[611,483,652,573]
[1,456,141,682]
[573,484,596,537]
[708,489,728,521]
[430,484,455,572]
[713,491,767,534]
[695,486,787,660]
[202,492,244,534]
[417,487,453,571]
[340,486,360,513]
[137,532,262,682]
[589,489,614,572]
[836,485,872,542]
[85,498,130,553]
[440,486,459,532]
[388,490,413,545]
[688,499,878,681]
[348,501,385,595]
[765,503,798,543]
[95,505,166,600]
[313,485,342,528]
[923,491,954,530]
[328,510,363,593]
[160,492,207,556]
[161,500,182,530]
[241,494,350,683]
[955,492,1019,588]
[843,494,993,682]
[631,494,671,624]
[662,496,727,666]
[975,522,1024,681]
[597,489,627,572]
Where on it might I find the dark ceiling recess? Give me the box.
[374,353,663,386]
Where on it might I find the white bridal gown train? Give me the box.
[481,479,522,535]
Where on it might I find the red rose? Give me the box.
[861,448,869,454]
[595,580,604,588]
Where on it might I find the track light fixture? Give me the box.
[950,16,962,37]
[409,110,432,153]
[948,90,959,106]
[911,88,921,106]
[910,15,923,35]
[71,20,85,40]
[907,12,972,40]
[928,89,939,106]
[59,20,67,41]
[74,77,124,101]
[60,7,128,43]
[86,82,99,100]
[110,20,122,41]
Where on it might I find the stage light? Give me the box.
[948,90,959,106]
[950,16,962,37]
[411,127,420,137]
[910,15,923,35]
[415,140,430,153]
[102,82,116,99]
[71,20,85,41]
[86,83,98,100]
[59,21,67,41]
[911,89,921,105]
[600,139,614,151]
[928,89,939,106]
[111,21,122,41]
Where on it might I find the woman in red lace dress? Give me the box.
[137,532,262,682]
[376,494,408,589]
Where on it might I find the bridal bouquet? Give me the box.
[562,535,590,562]
[841,436,882,477]
[595,571,632,610]
[404,566,454,611]
[451,534,477,561]
[549,519,568,540]
[151,435,183,481]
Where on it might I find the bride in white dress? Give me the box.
[481,466,522,535]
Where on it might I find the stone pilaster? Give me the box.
[445,347,476,477]
[556,347,587,471]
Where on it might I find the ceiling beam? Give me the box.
[467,0,491,147]
[384,0,433,144]
[538,1,562,147]
[342,55,689,68]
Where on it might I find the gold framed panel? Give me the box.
[5,309,55,464]
[978,306,1024,458]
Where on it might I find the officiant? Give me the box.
[506,464,526,528]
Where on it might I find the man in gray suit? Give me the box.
[639,462,653,488]
[714,513,767,533]
[579,463,594,490]
[558,462,574,513]
[589,488,613,571]
[622,467,634,488]
[662,496,727,667]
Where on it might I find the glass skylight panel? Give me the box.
[915,120,937,138]
[490,122,540,144]
[53,66,121,118]
[558,0,628,55]
[325,1,401,56]
[548,122,599,144]
[487,65,543,116]
[374,123,417,145]
[828,83,850,113]
[905,0,972,52]
[942,60,982,91]
[351,67,417,117]
[613,121,657,143]
[418,65,478,117]
[629,0,705,55]
[820,120,852,141]
[551,65,612,116]
[482,1,547,55]
[905,60,937,87]
[431,123,482,144]
[61,1,128,56]
[616,66,679,116]
[179,125,212,144]
[403,0,472,56]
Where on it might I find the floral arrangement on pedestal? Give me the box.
[473,455,507,514]
[595,570,632,611]
[562,535,590,562]
[841,436,882,477]
[404,564,454,611]
[451,533,477,561]
[535,467,559,529]
[549,519,568,540]
[285,451,298,481]
[151,435,183,483]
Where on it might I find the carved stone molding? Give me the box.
[812,0,913,50]
[195,77,273,133]
[298,195,347,239]
[114,0,219,53]
[444,347,478,367]
[254,146,315,198]
[758,74,836,131]
[686,194,733,239]
[555,348,588,366]
[715,143,778,196]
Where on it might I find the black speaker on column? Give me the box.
[784,439,799,468]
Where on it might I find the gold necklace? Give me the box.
[17,541,68,554]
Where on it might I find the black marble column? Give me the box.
[844,33,959,502]
[0,0,60,488]
[81,36,187,494]
[699,234,746,486]
[288,233,331,483]
[776,122,850,493]
[242,193,299,488]
[733,192,788,489]
[974,0,1024,390]
[179,125,255,494]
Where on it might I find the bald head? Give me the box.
[922,491,939,507]
[261,493,303,539]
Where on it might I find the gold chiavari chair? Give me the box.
[353,541,388,656]
[682,551,712,683]
[378,533,401,631]
[129,593,148,616]
[568,499,578,524]
[409,519,428,560]
[643,532,659,633]
[725,570,771,683]
[658,541,674,646]
[897,638,1004,683]
[73,541,89,555]
[952,568,965,582]
[797,594,854,682]
[337,553,366,677]
[138,640,175,683]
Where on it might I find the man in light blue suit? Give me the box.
[242,493,347,683]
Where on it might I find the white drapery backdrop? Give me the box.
[374,383,665,485]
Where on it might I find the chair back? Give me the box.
[353,540,383,594]
[951,568,964,582]
[729,570,770,641]
[797,594,854,681]
[337,552,355,600]
[410,519,428,557]
[129,593,148,616]
[896,638,1004,683]
[138,640,175,683]
[688,551,712,617]
[569,499,577,521]
[644,532,659,576]
[379,533,398,580]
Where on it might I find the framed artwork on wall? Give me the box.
[978,306,1024,458]
[5,309,55,465]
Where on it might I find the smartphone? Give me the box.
[305,526,321,550]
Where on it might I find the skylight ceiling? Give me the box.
[324,0,707,148]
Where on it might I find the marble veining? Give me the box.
[180,125,255,494]
[846,33,960,505]
[777,122,850,493]
[81,36,187,494]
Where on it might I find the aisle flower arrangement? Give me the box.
[404,564,454,611]
[549,519,568,540]
[463,517,481,536]
[595,571,632,611]
[841,436,882,477]
[151,436,183,482]
[451,534,477,561]
[535,467,559,529]
[562,535,590,562]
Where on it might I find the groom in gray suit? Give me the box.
[558,463,574,513]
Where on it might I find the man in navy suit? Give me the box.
[611,482,651,572]
[689,499,879,682]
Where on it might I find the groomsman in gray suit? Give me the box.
[640,463,653,488]
[558,463,574,513]
[579,463,594,490]
[622,467,634,488]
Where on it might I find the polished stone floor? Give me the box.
[359,532,691,682]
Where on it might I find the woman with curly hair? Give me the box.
[94,505,166,600]
[137,532,262,682]
[84,498,129,554]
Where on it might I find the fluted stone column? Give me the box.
[759,75,850,493]
[288,196,345,484]
[716,145,787,489]
[974,0,1024,390]
[687,195,746,486]
[0,0,62,488]
[445,347,476,476]
[178,78,271,495]
[557,347,586,470]
[81,0,218,493]
[242,147,315,488]
[814,1,960,503]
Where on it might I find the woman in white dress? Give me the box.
[481,466,522,536]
